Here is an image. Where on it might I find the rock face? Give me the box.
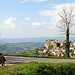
[44,40,58,49]
[60,40,66,46]
[37,39,75,58]
[73,41,75,47]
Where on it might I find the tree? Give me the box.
[57,5,75,57]
[35,48,39,54]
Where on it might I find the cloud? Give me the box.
[25,17,30,21]
[0,16,31,30]
[46,25,56,30]
[39,10,56,16]
[32,22,45,28]
[4,17,16,28]
[32,21,56,30]
[39,3,75,16]
[39,3,75,26]
[21,0,28,3]
[21,0,48,3]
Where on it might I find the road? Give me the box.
[4,56,75,64]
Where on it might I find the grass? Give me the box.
[0,62,75,75]
[22,51,33,54]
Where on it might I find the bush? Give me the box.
[0,62,75,75]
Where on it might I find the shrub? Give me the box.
[0,62,75,75]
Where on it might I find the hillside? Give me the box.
[0,42,44,54]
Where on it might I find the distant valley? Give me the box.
[0,42,44,54]
[0,36,75,54]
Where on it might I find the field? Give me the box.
[0,42,44,54]
[0,62,75,75]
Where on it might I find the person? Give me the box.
[0,53,6,66]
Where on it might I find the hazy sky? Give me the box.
[0,0,75,38]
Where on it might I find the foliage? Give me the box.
[35,48,39,54]
[63,43,66,48]
[43,46,46,49]
[0,62,75,75]
[22,50,33,54]
[48,45,53,49]
[57,43,60,47]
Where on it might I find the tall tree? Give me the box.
[57,5,75,57]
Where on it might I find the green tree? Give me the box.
[35,48,39,54]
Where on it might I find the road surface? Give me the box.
[4,56,75,64]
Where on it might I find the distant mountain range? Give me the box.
[0,36,75,43]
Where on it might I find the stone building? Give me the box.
[44,40,58,49]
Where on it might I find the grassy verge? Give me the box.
[0,62,75,75]
[4,54,75,59]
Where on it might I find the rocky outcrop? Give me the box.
[60,40,66,46]
[44,40,58,49]
[38,39,75,58]
[73,41,75,47]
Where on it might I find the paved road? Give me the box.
[4,56,75,64]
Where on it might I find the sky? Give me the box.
[0,0,75,38]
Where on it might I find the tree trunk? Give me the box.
[66,28,70,57]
